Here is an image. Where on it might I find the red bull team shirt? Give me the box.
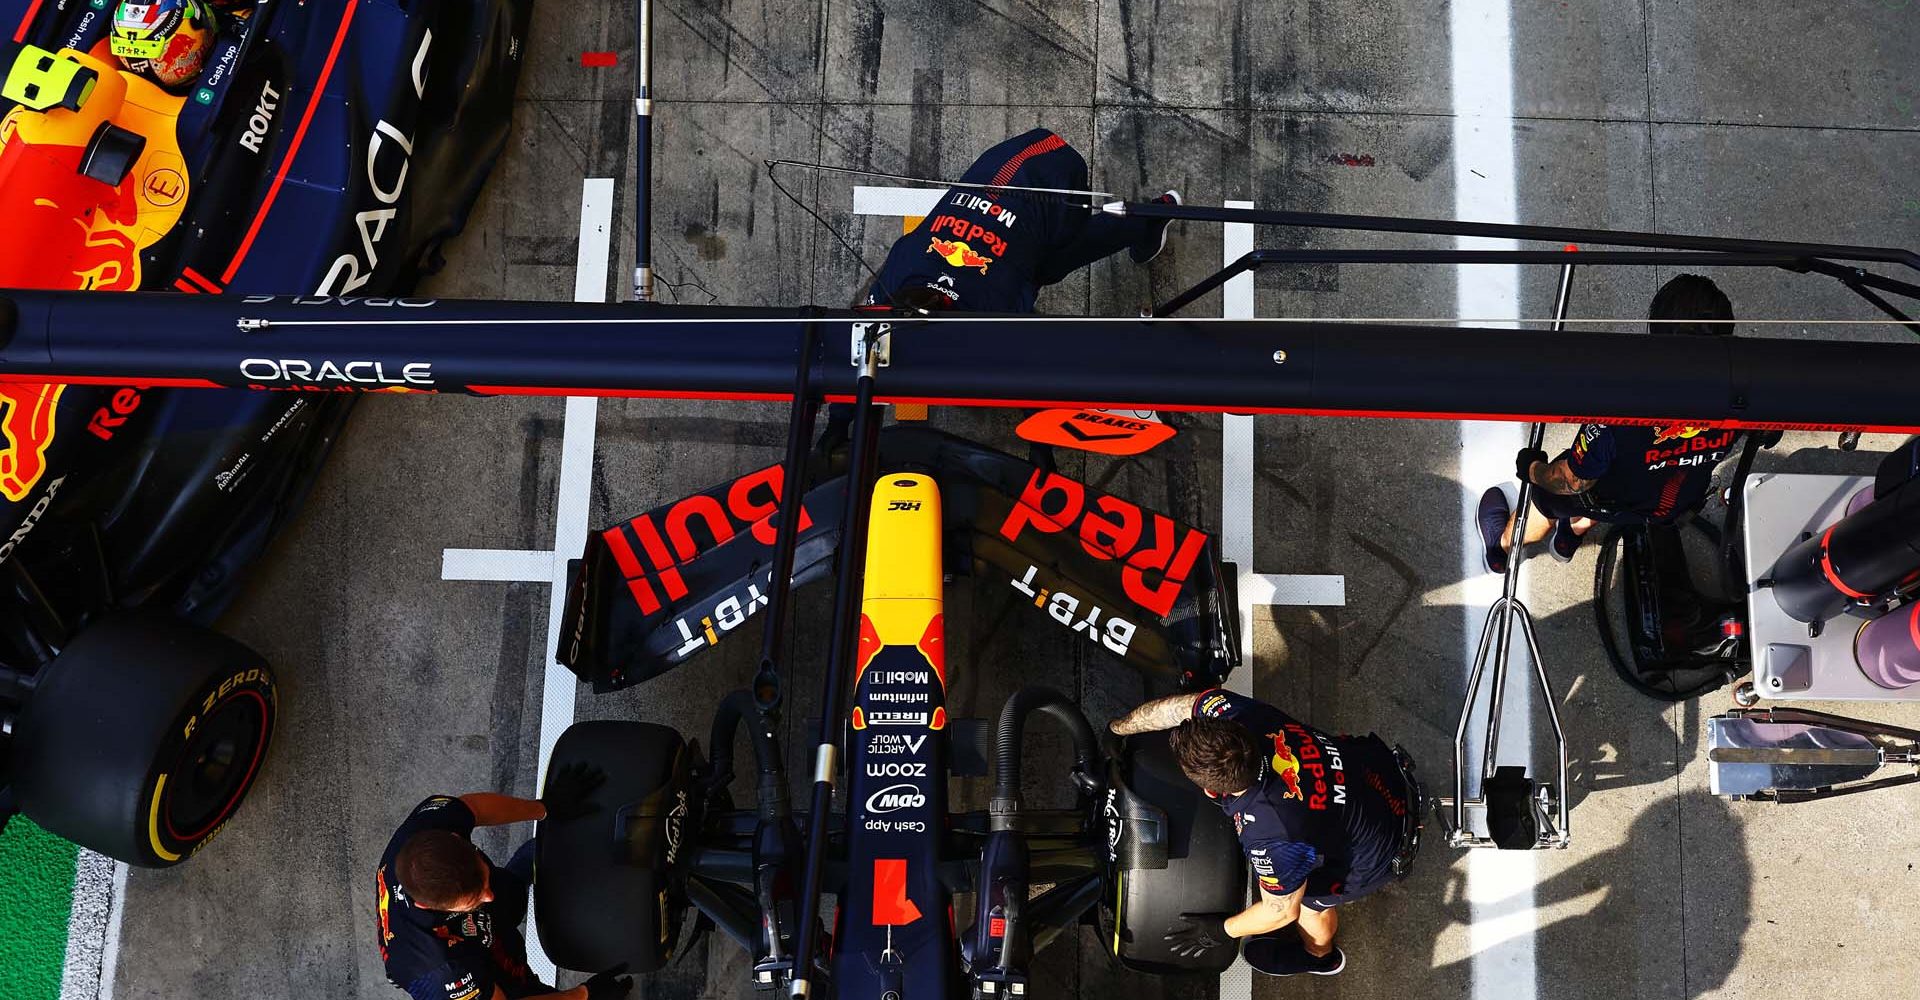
[1193,690,1408,907]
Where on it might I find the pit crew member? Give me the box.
[1479,274,1742,572]
[374,765,630,1000]
[1109,689,1423,977]
[821,127,1178,454]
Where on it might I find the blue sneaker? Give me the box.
[1131,191,1180,263]
[1478,486,1511,575]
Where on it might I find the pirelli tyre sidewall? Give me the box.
[13,613,276,868]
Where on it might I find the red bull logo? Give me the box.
[927,237,992,275]
[1270,737,1304,802]
[0,384,66,502]
[1650,424,1709,446]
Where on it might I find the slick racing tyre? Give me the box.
[1106,730,1246,974]
[12,613,276,867]
[536,720,694,974]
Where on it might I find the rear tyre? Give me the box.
[1106,731,1246,974]
[535,720,693,974]
[12,613,276,867]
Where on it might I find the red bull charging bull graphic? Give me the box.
[0,384,66,502]
[1270,736,1306,802]
[927,236,993,275]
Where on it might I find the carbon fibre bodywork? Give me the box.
[0,0,531,821]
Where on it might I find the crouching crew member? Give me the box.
[863,126,1177,313]
[821,127,1179,455]
[374,765,630,1000]
[1109,689,1423,977]
[1479,274,1742,572]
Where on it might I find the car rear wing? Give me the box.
[559,428,1238,692]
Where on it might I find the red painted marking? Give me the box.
[13,0,44,43]
[222,1,362,284]
[173,278,200,293]
[182,267,222,293]
[580,51,618,67]
[1327,152,1375,167]
[1564,243,1581,252]
[871,859,922,926]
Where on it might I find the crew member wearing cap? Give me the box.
[374,765,630,1000]
[1108,689,1423,977]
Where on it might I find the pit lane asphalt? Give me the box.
[105,2,1920,999]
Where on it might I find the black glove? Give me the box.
[1515,447,1549,484]
[1163,912,1231,958]
[582,966,632,1000]
[541,762,605,823]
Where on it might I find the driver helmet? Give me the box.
[110,0,217,91]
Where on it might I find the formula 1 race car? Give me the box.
[538,413,1255,991]
[0,0,531,866]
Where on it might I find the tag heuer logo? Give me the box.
[194,88,215,106]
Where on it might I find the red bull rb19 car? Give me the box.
[536,423,1259,992]
[0,0,533,865]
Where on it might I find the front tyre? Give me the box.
[12,613,277,867]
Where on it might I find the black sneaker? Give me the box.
[1304,947,1346,976]
[1549,518,1583,563]
[1130,190,1181,263]
[1244,934,1347,977]
[1477,486,1512,575]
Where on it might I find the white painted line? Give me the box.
[1218,200,1258,1000]
[1452,1,1538,996]
[1219,202,1259,679]
[437,177,613,984]
[60,849,118,1000]
[1245,573,1345,607]
[852,185,944,217]
[95,860,126,1000]
[440,547,556,582]
[574,178,617,302]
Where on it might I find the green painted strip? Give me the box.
[0,817,79,1000]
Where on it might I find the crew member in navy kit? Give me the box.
[374,765,630,1000]
[862,127,1178,313]
[821,127,1178,454]
[1478,274,1742,572]
[1108,689,1423,977]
